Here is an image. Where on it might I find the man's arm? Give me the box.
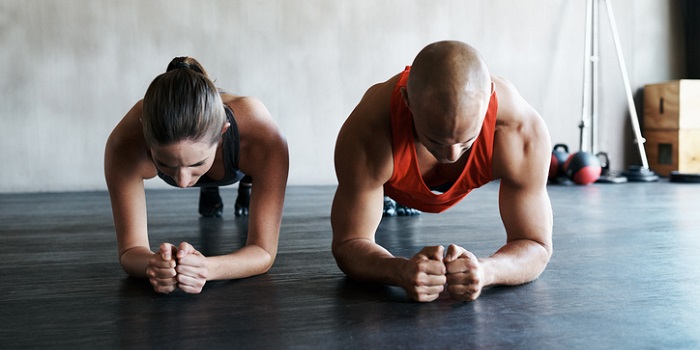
[444,77,553,301]
[331,163,448,303]
[484,77,553,286]
[331,82,447,302]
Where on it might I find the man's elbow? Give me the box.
[533,241,553,279]
[331,241,346,266]
[331,240,355,277]
[540,240,553,260]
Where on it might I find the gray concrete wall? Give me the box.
[0,0,684,193]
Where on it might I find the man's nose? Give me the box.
[445,144,462,162]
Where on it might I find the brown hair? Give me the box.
[141,57,226,147]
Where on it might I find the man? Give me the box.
[331,41,553,302]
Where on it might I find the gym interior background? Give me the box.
[0,0,688,193]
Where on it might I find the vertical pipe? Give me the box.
[579,0,593,152]
[604,0,650,168]
[591,0,600,154]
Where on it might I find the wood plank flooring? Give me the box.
[1,181,699,348]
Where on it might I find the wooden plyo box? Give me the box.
[643,80,700,176]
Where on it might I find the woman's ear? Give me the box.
[221,122,231,134]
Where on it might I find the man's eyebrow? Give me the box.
[462,136,477,144]
[425,134,476,146]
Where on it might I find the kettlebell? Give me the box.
[564,151,602,185]
[549,144,569,181]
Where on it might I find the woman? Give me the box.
[105,57,288,294]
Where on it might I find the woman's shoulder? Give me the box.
[222,94,270,119]
[109,100,146,144]
[221,94,279,135]
[104,100,157,182]
[106,100,152,168]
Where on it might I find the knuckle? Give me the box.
[409,275,421,286]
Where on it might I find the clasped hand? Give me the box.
[401,244,484,302]
[146,242,208,294]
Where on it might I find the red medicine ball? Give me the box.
[564,151,602,185]
[549,144,569,180]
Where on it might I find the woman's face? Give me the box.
[150,139,218,188]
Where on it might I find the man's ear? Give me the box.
[400,87,410,108]
[221,122,231,134]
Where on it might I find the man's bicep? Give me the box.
[331,180,385,245]
[498,181,553,252]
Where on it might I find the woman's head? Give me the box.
[141,57,226,147]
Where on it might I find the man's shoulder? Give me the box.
[360,72,403,104]
[334,76,400,186]
[491,76,550,184]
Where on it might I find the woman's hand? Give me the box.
[175,242,209,294]
[146,243,179,293]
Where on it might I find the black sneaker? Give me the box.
[383,196,420,217]
[199,187,223,218]
[383,196,397,217]
[396,203,421,216]
[234,183,251,217]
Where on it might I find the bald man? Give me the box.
[331,41,553,302]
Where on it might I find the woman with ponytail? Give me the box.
[104,57,288,294]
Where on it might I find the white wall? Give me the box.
[0,0,684,193]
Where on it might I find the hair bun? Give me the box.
[166,57,209,76]
[172,61,190,70]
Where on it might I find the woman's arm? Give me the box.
[206,97,289,280]
[104,102,178,292]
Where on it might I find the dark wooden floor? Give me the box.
[1,181,700,348]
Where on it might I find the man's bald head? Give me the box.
[406,41,491,122]
[404,41,492,163]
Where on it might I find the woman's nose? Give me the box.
[174,168,191,188]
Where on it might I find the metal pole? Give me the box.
[579,0,593,152]
[591,0,600,154]
[603,0,650,168]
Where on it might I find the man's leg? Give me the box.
[383,196,397,217]
[383,196,420,217]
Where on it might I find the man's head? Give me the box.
[402,41,492,163]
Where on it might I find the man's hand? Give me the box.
[175,242,208,294]
[146,243,178,294]
[444,244,485,301]
[400,245,447,302]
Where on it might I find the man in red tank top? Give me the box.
[332,41,553,302]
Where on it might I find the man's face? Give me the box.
[410,94,487,164]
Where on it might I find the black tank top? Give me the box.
[156,105,245,187]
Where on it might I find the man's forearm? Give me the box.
[332,238,407,286]
[480,239,552,286]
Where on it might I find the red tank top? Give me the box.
[383,66,498,213]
